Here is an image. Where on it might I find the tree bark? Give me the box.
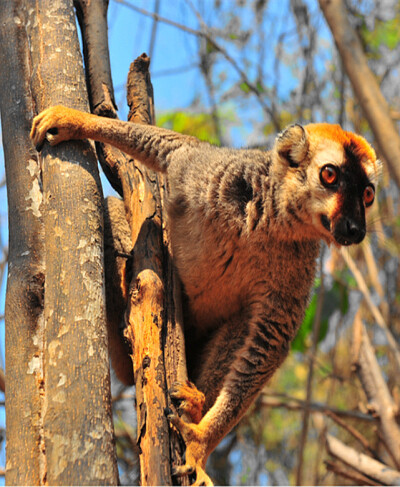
[74,0,188,483]
[1,0,119,484]
[124,54,189,486]
[319,0,400,188]
[0,2,44,483]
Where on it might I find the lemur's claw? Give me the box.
[171,464,195,477]
[169,380,205,424]
[164,406,175,419]
[30,105,82,151]
[166,389,213,486]
[35,141,44,153]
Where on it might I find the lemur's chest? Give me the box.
[175,229,319,330]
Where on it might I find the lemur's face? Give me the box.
[305,132,379,246]
[274,123,380,246]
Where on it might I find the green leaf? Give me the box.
[157,111,224,145]
[239,82,251,94]
[292,293,317,352]
[292,279,350,353]
[361,16,400,54]
[256,81,264,93]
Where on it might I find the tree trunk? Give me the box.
[0,2,45,483]
[74,1,189,483]
[319,0,400,187]
[1,0,118,484]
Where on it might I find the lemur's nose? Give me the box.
[334,216,366,245]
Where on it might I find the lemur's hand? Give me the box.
[30,105,84,151]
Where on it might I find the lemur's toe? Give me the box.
[169,380,205,424]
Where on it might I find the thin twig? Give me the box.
[148,0,160,60]
[114,0,280,129]
[325,460,380,486]
[325,410,380,460]
[261,391,377,422]
[296,250,325,485]
[341,248,400,374]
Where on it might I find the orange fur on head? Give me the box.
[305,123,376,163]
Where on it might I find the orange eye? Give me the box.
[364,185,375,207]
[320,164,339,187]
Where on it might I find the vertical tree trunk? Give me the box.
[1,0,118,484]
[319,0,400,187]
[74,1,189,483]
[0,2,44,483]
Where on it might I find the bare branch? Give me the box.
[326,434,400,485]
[115,0,280,129]
[352,315,400,467]
[325,410,380,461]
[260,392,377,422]
[341,248,400,373]
[325,459,380,486]
[296,253,325,485]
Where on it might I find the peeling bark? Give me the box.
[125,55,189,486]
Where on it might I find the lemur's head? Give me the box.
[271,123,380,246]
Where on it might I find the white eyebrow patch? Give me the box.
[362,158,382,183]
[312,140,345,169]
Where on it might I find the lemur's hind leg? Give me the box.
[167,307,291,486]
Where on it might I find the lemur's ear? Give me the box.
[274,124,309,168]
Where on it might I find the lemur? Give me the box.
[31,106,380,486]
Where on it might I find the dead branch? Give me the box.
[341,248,400,374]
[326,434,400,485]
[260,392,377,422]
[296,256,325,485]
[325,410,380,460]
[325,459,380,486]
[352,314,400,467]
[126,54,189,484]
[74,0,126,195]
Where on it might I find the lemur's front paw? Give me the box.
[30,105,82,151]
[169,380,205,424]
[165,407,213,486]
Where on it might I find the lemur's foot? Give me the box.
[165,407,213,486]
[30,105,84,151]
[169,380,205,424]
